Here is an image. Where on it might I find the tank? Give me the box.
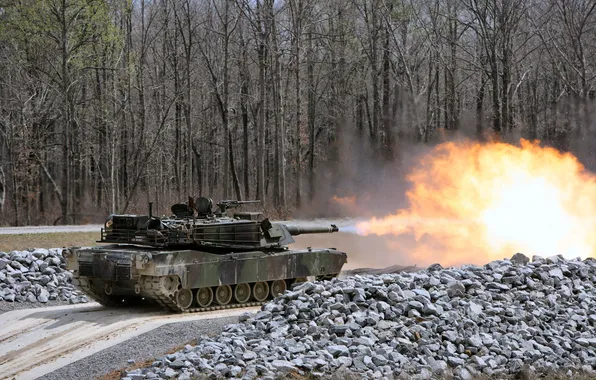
[64,197,347,312]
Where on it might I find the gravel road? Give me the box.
[0,303,258,380]
[0,299,71,314]
[39,316,239,380]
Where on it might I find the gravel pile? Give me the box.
[0,248,87,304]
[123,253,596,380]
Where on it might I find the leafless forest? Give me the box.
[0,0,595,226]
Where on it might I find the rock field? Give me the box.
[0,248,87,304]
[123,253,596,380]
[3,247,596,379]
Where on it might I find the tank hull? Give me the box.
[65,245,347,312]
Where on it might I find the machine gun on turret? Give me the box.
[216,200,261,214]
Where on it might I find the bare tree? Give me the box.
[0,0,595,225]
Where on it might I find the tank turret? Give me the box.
[259,219,338,247]
[99,197,340,251]
[65,197,347,312]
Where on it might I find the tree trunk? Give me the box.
[294,0,304,208]
[255,0,267,204]
[382,19,392,158]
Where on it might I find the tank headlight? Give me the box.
[62,249,72,258]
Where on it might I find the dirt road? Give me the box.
[0,303,257,380]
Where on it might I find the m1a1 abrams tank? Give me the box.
[64,197,347,312]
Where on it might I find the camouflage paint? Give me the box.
[63,197,348,309]
[66,245,346,292]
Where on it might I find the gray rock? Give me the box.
[271,360,296,372]
[32,249,49,259]
[330,325,349,335]
[422,303,440,316]
[427,263,443,271]
[230,366,243,377]
[511,253,530,265]
[407,300,424,311]
[546,255,565,264]
[430,359,448,374]
[448,356,465,367]
[49,257,62,266]
[458,368,473,380]
[468,301,482,315]
[243,351,257,360]
[3,293,15,302]
[214,363,229,375]
[447,282,466,297]
[164,367,176,378]
[472,356,487,368]
[169,360,185,369]
[549,268,564,280]
[467,335,483,348]
[353,336,375,346]
[412,289,430,299]
[327,345,349,357]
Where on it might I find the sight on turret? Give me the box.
[65,196,347,312]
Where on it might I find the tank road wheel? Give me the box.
[175,288,193,310]
[196,287,214,308]
[234,283,251,304]
[104,283,114,295]
[157,275,181,297]
[271,280,287,297]
[252,281,269,302]
[215,285,233,305]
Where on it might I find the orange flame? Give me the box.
[356,139,596,265]
[331,195,357,206]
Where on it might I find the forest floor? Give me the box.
[0,232,98,252]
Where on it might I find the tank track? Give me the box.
[140,276,264,313]
[75,277,122,306]
[74,275,321,313]
[75,276,264,312]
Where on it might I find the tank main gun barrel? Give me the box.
[285,224,339,236]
